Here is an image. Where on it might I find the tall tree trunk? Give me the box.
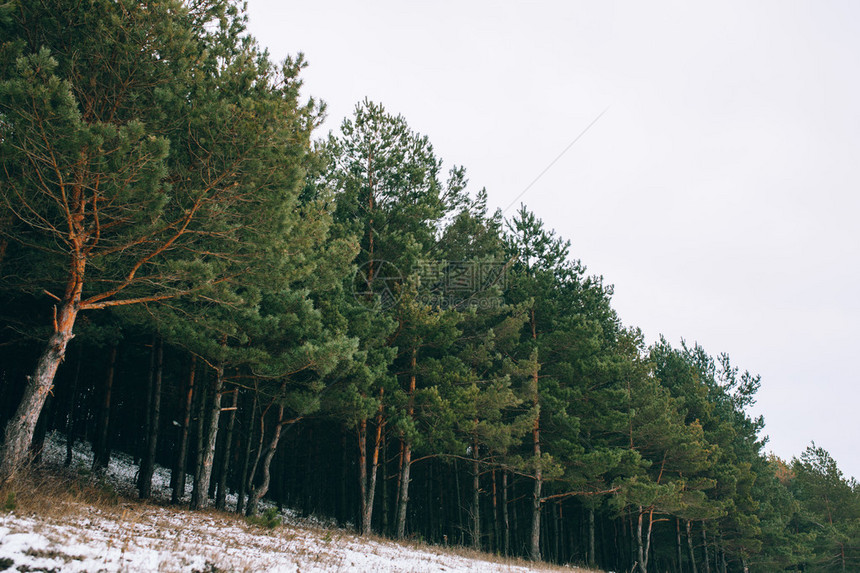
[236,389,257,515]
[395,440,412,539]
[191,364,224,510]
[395,348,417,540]
[64,349,83,467]
[676,518,684,573]
[530,370,542,561]
[686,520,698,573]
[589,506,597,568]
[172,355,197,503]
[637,507,649,573]
[358,418,368,529]
[190,371,208,507]
[502,470,510,556]
[92,345,117,472]
[359,394,384,536]
[340,431,348,523]
[529,310,542,562]
[138,334,157,464]
[138,337,163,498]
[471,435,481,549]
[215,388,238,510]
[491,467,500,553]
[246,382,291,517]
[382,430,390,535]
[701,524,711,573]
[0,280,82,483]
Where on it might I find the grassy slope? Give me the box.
[0,435,601,573]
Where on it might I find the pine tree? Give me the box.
[0,0,321,482]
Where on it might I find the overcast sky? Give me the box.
[246,1,860,480]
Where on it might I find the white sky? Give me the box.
[246,1,860,481]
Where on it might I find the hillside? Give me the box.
[0,434,597,573]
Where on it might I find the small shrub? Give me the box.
[0,557,13,569]
[192,562,224,573]
[246,507,281,529]
[3,491,15,512]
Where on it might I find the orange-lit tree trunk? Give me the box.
[0,255,84,482]
[358,387,385,535]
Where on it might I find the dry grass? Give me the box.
[1,464,603,573]
[1,463,123,520]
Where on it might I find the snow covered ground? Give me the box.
[0,433,594,572]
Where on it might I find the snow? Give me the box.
[0,433,591,572]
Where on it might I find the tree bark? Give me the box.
[529,310,542,562]
[172,355,197,503]
[0,278,82,483]
[138,337,163,498]
[396,439,412,539]
[246,381,289,517]
[190,371,208,507]
[589,506,597,568]
[215,388,238,510]
[92,345,117,472]
[64,349,83,467]
[530,373,542,561]
[637,507,649,573]
[472,436,481,549]
[191,364,224,510]
[502,470,510,556]
[395,348,417,540]
[686,520,698,573]
[701,524,711,573]
[491,468,500,552]
[236,389,257,515]
[358,387,385,535]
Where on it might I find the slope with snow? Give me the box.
[0,434,594,573]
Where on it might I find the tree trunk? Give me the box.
[381,430,390,534]
[686,520,698,573]
[676,518,684,573]
[1,291,81,483]
[701,524,711,573]
[395,348,417,540]
[491,468,500,553]
[138,337,163,499]
[172,354,197,503]
[589,506,597,568]
[190,371,208,507]
[396,440,412,539]
[215,388,238,510]
[246,382,289,517]
[191,364,224,510]
[358,418,368,529]
[236,389,257,515]
[92,345,117,472]
[529,311,542,562]
[472,436,481,549]
[64,348,83,467]
[637,508,648,573]
[358,401,384,536]
[502,470,510,556]
[138,335,157,465]
[530,374,542,561]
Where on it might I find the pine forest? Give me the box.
[1,2,859,572]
